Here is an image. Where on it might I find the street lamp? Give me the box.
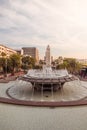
[5,49,7,77]
[5,57,7,77]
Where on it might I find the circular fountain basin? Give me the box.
[6,79,86,101]
[0,79,87,107]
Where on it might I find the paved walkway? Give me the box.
[0,103,87,130]
[0,72,24,83]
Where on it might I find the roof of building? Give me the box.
[0,44,17,52]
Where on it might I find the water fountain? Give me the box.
[18,45,78,93]
[4,45,87,106]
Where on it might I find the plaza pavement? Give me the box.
[0,103,87,130]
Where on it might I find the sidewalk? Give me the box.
[0,76,17,83]
[0,72,24,83]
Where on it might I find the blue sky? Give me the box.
[0,0,87,59]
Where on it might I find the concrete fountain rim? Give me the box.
[0,86,86,107]
[0,96,87,107]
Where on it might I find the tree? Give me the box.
[56,57,82,74]
[9,54,21,75]
[0,52,7,76]
[21,56,35,71]
[34,65,42,69]
[1,52,6,57]
[63,58,82,74]
[0,57,6,73]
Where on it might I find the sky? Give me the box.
[0,0,87,59]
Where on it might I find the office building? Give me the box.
[21,47,39,63]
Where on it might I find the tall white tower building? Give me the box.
[45,45,51,67]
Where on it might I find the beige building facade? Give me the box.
[0,44,17,57]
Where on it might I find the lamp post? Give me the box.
[5,57,7,77]
[5,49,7,77]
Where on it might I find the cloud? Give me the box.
[0,0,9,6]
[0,0,87,58]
